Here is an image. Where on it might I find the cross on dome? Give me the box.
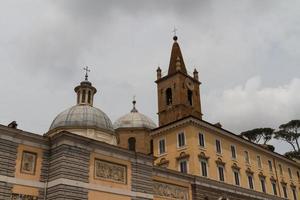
[83,66,90,81]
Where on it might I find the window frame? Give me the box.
[233,169,240,186]
[271,181,277,196]
[244,150,250,164]
[198,133,205,148]
[268,160,273,172]
[179,159,188,174]
[260,178,266,193]
[177,132,186,148]
[257,155,262,169]
[247,174,254,190]
[158,137,167,155]
[282,184,288,199]
[217,165,225,182]
[230,145,237,160]
[215,139,222,154]
[288,167,293,179]
[200,159,208,177]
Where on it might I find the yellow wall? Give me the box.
[117,129,151,154]
[12,185,39,196]
[15,144,43,181]
[153,123,300,198]
[88,191,130,200]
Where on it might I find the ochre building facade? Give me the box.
[0,36,299,200]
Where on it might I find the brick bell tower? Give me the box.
[156,35,202,126]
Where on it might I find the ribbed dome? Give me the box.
[49,105,114,132]
[114,100,156,130]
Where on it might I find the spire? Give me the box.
[168,35,187,75]
[83,66,90,81]
[131,96,138,113]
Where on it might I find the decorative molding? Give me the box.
[94,159,127,184]
[153,181,189,200]
[215,158,225,166]
[198,152,210,160]
[11,193,38,200]
[176,152,190,161]
[231,163,240,171]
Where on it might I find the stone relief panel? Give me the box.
[153,181,189,200]
[11,193,38,200]
[21,151,37,175]
[94,159,127,184]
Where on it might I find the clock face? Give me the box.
[185,78,194,90]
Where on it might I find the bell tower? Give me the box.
[156,36,202,126]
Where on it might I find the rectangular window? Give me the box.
[248,175,254,190]
[268,160,273,172]
[288,168,293,179]
[216,139,222,154]
[198,133,205,147]
[233,170,240,186]
[282,185,288,199]
[200,160,208,177]
[21,151,37,175]
[279,164,283,175]
[272,182,277,196]
[257,155,262,168]
[244,151,250,164]
[260,178,266,193]
[218,166,225,182]
[231,145,236,159]
[159,139,166,154]
[179,160,188,173]
[177,132,186,147]
[292,187,297,200]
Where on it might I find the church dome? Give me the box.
[49,105,114,132]
[114,100,156,130]
[48,70,117,145]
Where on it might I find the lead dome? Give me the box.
[114,100,156,130]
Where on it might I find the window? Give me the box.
[198,133,205,147]
[233,170,240,186]
[88,90,91,104]
[292,187,297,200]
[231,145,236,159]
[82,89,86,103]
[268,160,273,172]
[128,137,136,151]
[244,151,250,164]
[177,132,186,147]
[257,155,262,168]
[288,168,293,179]
[187,90,193,106]
[150,140,153,154]
[282,185,288,199]
[200,160,208,177]
[159,139,166,154]
[260,178,266,193]
[297,171,300,180]
[218,166,225,182]
[179,160,188,173]
[166,88,172,105]
[248,175,254,190]
[272,182,277,196]
[216,139,222,154]
[279,164,283,175]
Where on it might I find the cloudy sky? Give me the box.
[0,1,299,154]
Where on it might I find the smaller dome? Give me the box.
[114,100,156,130]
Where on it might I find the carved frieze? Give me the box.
[21,151,37,175]
[94,159,127,184]
[153,181,189,200]
[11,193,38,200]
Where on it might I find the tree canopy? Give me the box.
[274,120,300,152]
[240,128,274,145]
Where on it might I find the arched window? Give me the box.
[166,88,172,105]
[128,137,136,151]
[82,90,86,103]
[88,90,91,104]
[187,89,193,106]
